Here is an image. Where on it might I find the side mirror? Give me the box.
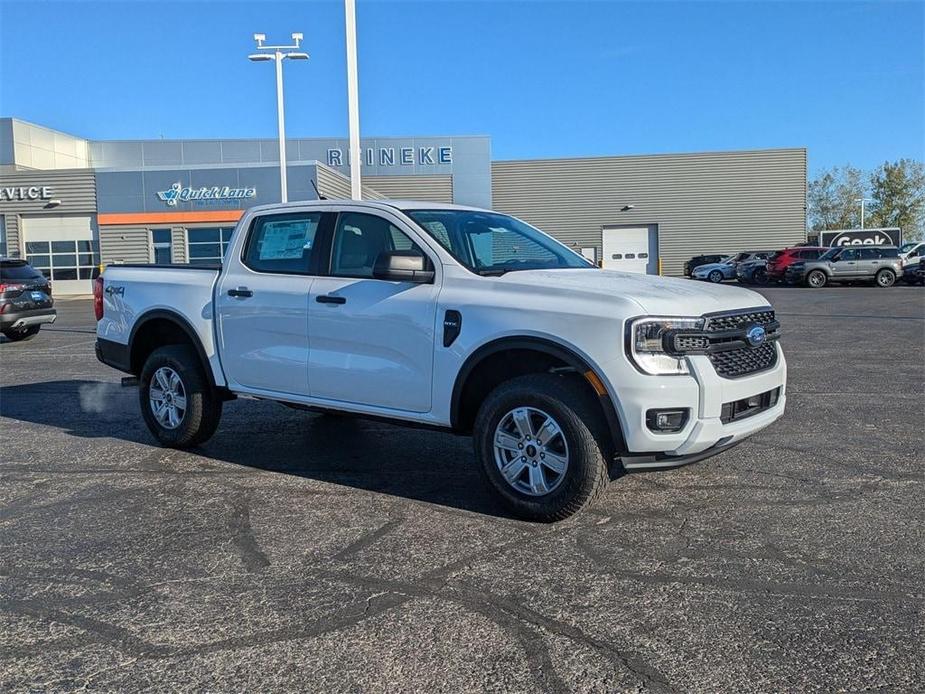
[373,250,435,283]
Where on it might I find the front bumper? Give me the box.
[0,308,57,330]
[599,342,787,463]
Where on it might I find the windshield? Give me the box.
[819,248,840,261]
[899,242,918,253]
[405,209,594,275]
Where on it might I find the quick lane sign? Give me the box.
[1,186,53,201]
[155,182,256,207]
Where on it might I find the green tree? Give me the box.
[867,159,925,241]
[807,165,864,231]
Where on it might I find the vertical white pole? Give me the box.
[860,199,865,229]
[275,50,288,203]
[345,0,362,199]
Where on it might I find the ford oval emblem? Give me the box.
[745,324,766,347]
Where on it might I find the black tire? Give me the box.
[139,344,222,448]
[473,373,611,522]
[875,269,896,288]
[806,270,827,288]
[753,268,769,285]
[708,270,724,283]
[1,325,41,342]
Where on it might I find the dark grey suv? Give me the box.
[786,246,903,288]
[0,259,56,341]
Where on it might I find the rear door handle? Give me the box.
[227,287,253,298]
[316,294,346,305]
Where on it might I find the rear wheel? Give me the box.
[708,270,724,283]
[1,325,41,342]
[139,344,222,448]
[753,267,769,285]
[875,269,896,288]
[806,270,827,288]
[474,373,611,522]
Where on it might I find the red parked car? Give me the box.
[765,247,827,283]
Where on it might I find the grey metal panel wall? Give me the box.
[171,227,187,263]
[0,169,97,215]
[363,175,453,203]
[491,149,807,276]
[2,213,21,257]
[99,227,150,264]
[315,164,385,200]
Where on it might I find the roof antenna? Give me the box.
[310,178,327,200]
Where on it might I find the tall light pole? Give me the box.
[856,197,872,229]
[344,0,362,199]
[249,33,309,203]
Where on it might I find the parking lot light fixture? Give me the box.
[856,197,872,229]
[248,32,310,203]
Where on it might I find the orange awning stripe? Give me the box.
[97,210,244,225]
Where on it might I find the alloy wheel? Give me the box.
[493,407,569,496]
[149,366,187,430]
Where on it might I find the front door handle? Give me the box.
[227,287,253,298]
[316,294,346,305]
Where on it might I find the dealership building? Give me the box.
[1,117,807,294]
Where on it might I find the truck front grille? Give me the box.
[704,309,778,378]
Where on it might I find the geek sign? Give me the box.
[820,228,902,247]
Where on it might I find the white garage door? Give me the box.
[23,215,100,295]
[602,226,651,274]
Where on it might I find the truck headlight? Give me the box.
[628,317,705,375]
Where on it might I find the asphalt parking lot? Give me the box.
[1,286,923,692]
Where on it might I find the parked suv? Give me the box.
[0,258,56,341]
[94,200,787,521]
[902,258,924,285]
[683,254,725,277]
[765,247,826,283]
[899,241,924,267]
[787,246,902,288]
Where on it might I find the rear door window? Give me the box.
[243,212,322,275]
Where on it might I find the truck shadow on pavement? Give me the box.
[0,379,538,519]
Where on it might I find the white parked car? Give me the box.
[899,241,924,267]
[95,200,786,521]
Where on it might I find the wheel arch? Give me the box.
[129,309,218,390]
[450,336,626,453]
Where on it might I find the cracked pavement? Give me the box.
[1,286,923,692]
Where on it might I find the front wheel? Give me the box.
[806,270,827,288]
[139,345,222,448]
[875,269,896,287]
[753,268,769,285]
[1,325,41,342]
[708,270,724,283]
[474,373,611,522]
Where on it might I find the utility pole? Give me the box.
[345,0,362,199]
[856,197,872,229]
[249,33,309,203]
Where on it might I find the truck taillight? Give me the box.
[93,276,104,321]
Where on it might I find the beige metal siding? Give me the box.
[315,164,385,200]
[362,175,453,203]
[2,213,21,257]
[100,227,150,265]
[171,227,187,263]
[492,149,807,276]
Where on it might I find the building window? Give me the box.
[151,229,172,264]
[187,227,234,265]
[26,240,100,281]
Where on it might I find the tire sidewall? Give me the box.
[2,325,40,342]
[474,375,608,521]
[709,270,723,283]
[139,345,208,447]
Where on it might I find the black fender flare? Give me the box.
[450,336,627,453]
[129,309,219,389]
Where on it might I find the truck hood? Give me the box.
[495,269,770,315]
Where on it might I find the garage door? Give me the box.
[603,226,649,274]
[23,215,100,295]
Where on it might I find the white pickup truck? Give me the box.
[95,200,786,521]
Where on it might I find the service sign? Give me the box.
[821,228,902,247]
[1,185,53,202]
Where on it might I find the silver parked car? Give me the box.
[692,251,775,283]
[786,246,903,288]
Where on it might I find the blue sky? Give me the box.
[0,0,922,175]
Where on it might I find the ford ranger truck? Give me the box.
[94,200,786,522]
